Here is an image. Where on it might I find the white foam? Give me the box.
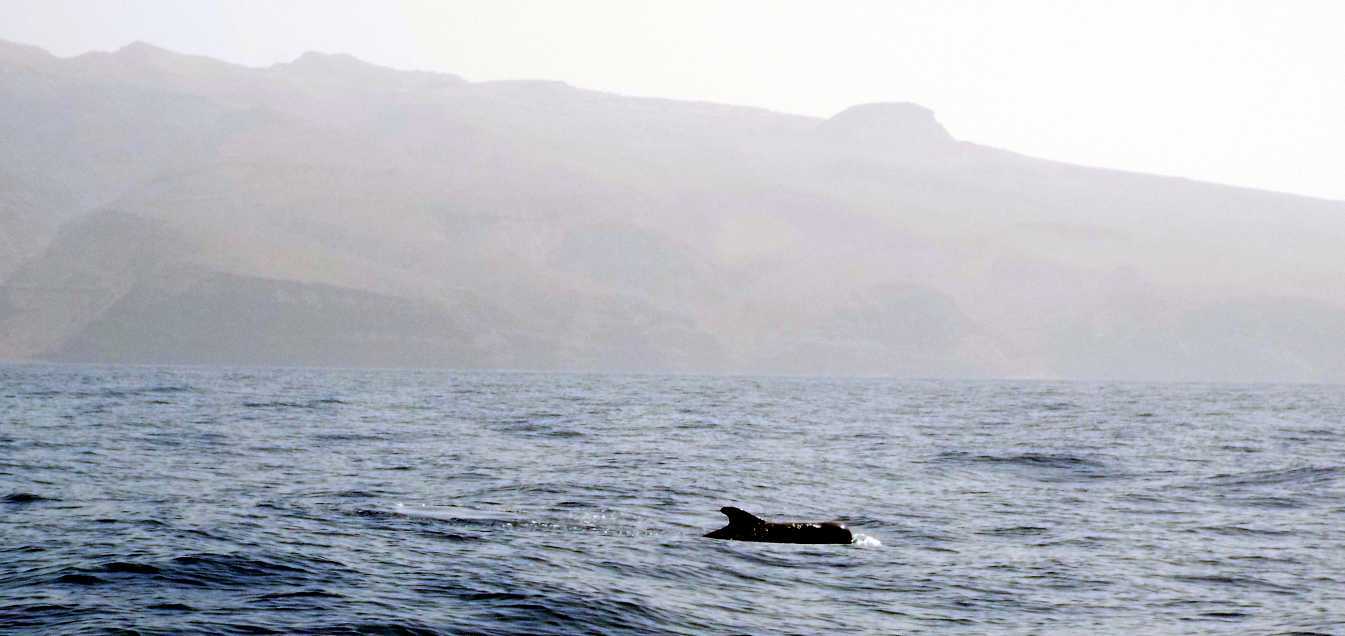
[851,533,883,548]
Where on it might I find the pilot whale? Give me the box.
[704,506,853,544]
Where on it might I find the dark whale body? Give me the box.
[704,507,853,544]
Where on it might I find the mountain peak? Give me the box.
[820,102,954,148]
[277,50,465,86]
[0,38,56,67]
[286,50,380,73]
[115,40,175,59]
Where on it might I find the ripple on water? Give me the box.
[3,492,54,504]
[1200,465,1344,488]
[931,450,1119,482]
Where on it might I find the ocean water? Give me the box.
[2,364,1343,635]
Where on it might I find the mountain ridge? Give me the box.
[2,39,1343,381]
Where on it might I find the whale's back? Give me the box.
[705,508,853,544]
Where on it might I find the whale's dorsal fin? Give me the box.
[720,506,765,528]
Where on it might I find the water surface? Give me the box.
[2,365,1343,633]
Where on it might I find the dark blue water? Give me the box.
[2,364,1343,634]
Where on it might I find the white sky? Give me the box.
[4,0,1343,201]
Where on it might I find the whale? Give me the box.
[703,506,853,544]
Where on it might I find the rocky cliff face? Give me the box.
[3,38,1344,381]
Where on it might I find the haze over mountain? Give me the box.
[3,39,1343,382]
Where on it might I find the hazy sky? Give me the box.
[4,0,1343,201]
